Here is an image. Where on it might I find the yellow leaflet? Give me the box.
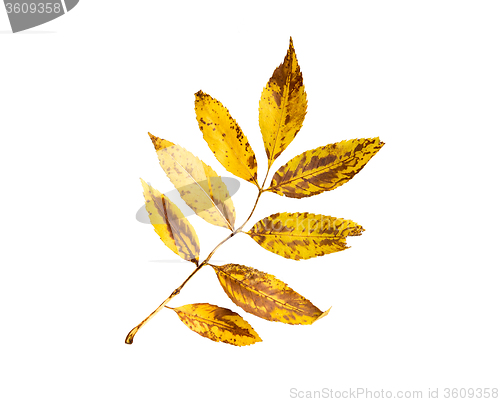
[268,137,384,198]
[259,37,307,168]
[141,179,200,263]
[211,263,330,325]
[246,212,364,260]
[148,133,236,230]
[194,91,258,186]
[170,303,262,346]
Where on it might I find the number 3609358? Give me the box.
[5,3,62,14]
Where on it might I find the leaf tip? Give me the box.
[147,131,155,141]
[315,307,332,322]
[194,89,206,98]
[372,137,385,150]
[139,177,150,192]
[148,132,174,151]
[147,132,160,149]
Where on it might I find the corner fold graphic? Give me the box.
[4,0,79,33]
[64,0,79,12]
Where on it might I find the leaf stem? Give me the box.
[234,188,263,234]
[126,182,265,344]
[198,231,234,269]
[261,166,272,191]
[125,263,203,344]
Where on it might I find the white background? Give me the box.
[1,1,499,401]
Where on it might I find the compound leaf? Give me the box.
[246,212,364,260]
[211,263,331,325]
[259,37,307,168]
[194,91,258,186]
[148,133,235,230]
[169,303,262,346]
[267,137,384,198]
[141,179,200,264]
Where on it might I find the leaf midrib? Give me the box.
[268,151,358,190]
[166,149,233,230]
[268,81,289,166]
[180,312,249,335]
[159,196,198,262]
[216,267,315,316]
[202,108,259,187]
[247,232,348,239]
